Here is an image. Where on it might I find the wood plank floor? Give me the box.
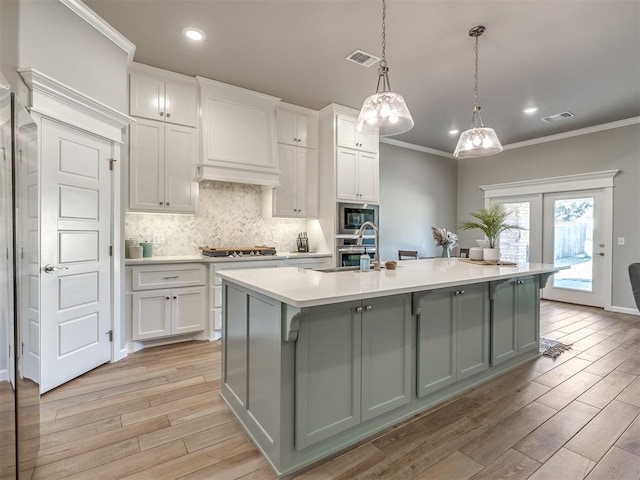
[31,301,640,479]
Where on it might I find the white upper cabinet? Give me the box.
[129,118,197,213]
[276,106,318,149]
[336,115,379,153]
[197,76,281,186]
[264,103,319,218]
[130,70,197,127]
[336,148,379,203]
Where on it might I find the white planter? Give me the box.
[483,247,499,263]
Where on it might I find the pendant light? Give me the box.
[357,0,414,137]
[453,25,503,158]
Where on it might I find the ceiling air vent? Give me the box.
[541,111,575,123]
[346,49,380,68]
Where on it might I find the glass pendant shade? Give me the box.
[358,66,414,136]
[453,25,503,158]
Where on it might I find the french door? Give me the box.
[491,187,610,308]
[542,191,606,307]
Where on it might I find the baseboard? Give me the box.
[607,305,640,316]
[113,347,128,362]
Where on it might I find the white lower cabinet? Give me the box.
[132,286,205,340]
[295,294,411,449]
[129,264,207,342]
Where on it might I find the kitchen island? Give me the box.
[217,259,562,477]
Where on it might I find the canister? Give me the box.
[124,238,138,258]
[128,245,143,259]
[140,241,153,258]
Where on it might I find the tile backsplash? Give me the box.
[125,181,308,256]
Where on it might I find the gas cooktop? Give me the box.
[199,246,278,258]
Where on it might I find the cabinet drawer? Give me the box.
[131,264,206,290]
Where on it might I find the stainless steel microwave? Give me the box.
[337,202,379,234]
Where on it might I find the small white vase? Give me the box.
[483,248,499,263]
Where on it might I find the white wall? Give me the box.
[17,0,128,112]
[457,124,640,310]
[0,0,19,89]
[379,143,457,261]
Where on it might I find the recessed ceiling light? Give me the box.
[448,129,459,135]
[523,107,538,114]
[183,27,206,41]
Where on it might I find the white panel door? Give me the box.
[129,72,164,122]
[164,81,197,127]
[40,119,111,393]
[17,118,40,383]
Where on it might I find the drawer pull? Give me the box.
[355,306,363,313]
[163,276,179,279]
[365,305,373,311]
[165,296,170,300]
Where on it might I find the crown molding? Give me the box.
[380,137,454,159]
[59,0,136,62]
[383,116,640,160]
[502,116,640,151]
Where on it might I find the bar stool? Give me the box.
[398,250,418,260]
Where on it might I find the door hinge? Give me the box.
[109,245,113,256]
[107,330,113,342]
[21,342,24,355]
[109,158,117,171]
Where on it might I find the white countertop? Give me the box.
[217,258,563,308]
[124,252,331,266]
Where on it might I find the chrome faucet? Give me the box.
[357,221,380,271]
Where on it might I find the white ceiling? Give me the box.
[84,0,640,154]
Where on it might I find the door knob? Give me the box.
[43,264,69,274]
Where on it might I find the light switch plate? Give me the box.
[617,237,625,245]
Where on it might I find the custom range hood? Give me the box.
[196,76,281,187]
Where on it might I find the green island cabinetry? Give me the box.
[218,262,559,477]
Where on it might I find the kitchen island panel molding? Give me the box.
[219,260,562,477]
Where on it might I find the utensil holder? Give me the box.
[297,237,309,253]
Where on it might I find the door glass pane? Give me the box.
[552,197,594,291]
[499,202,530,263]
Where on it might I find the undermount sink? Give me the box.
[315,266,361,273]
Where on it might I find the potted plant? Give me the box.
[459,203,524,263]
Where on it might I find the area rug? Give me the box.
[539,338,573,358]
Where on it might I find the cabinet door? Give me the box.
[301,148,318,218]
[516,276,539,354]
[130,72,164,121]
[273,144,297,216]
[295,301,362,450]
[336,148,359,201]
[164,124,197,213]
[361,295,411,421]
[297,111,318,149]
[336,115,358,149]
[417,288,457,397]
[276,109,298,146]
[357,125,379,153]
[172,286,206,335]
[129,119,165,211]
[357,152,379,203]
[164,81,198,127]
[456,283,489,380]
[491,281,517,366]
[132,289,172,340]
